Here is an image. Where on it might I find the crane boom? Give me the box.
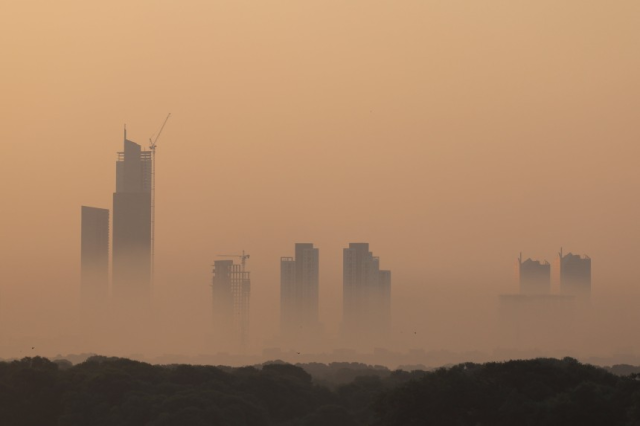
[150,113,171,149]
[217,251,250,270]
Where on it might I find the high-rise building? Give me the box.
[112,132,152,304]
[558,248,591,300]
[80,206,109,307]
[280,243,319,338]
[517,253,551,295]
[342,243,391,339]
[212,258,251,349]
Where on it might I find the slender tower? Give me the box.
[112,128,152,305]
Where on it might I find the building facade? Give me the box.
[517,253,551,295]
[112,134,152,304]
[212,259,251,350]
[342,243,391,340]
[558,248,591,300]
[280,243,319,338]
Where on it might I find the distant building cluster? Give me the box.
[209,242,392,351]
[80,128,393,351]
[500,249,592,349]
[515,249,591,299]
[80,126,600,355]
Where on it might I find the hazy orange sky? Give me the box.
[1,1,639,358]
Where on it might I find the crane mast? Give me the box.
[149,113,171,295]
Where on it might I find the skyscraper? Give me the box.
[558,248,591,300]
[212,258,251,350]
[342,243,391,340]
[112,131,152,304]
[280,243,319,338]
[517,253,551,295]
[80,206,109,307]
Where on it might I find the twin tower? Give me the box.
[279,242,392,343]
[80,131,153,313]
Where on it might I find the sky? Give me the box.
[1,1,640,360]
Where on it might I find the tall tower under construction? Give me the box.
[112,130,152,304]
[280,243,320,339]
[212,257,251,350]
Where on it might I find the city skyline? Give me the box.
[2,1,639,362]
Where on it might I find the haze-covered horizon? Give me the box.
[1,1,640,363]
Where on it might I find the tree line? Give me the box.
[0,356,639,425]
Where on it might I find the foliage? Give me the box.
[1,357,639,425]
[374,357,640,426]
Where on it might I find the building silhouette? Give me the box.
[112,130,152,304]
[212,258,251,350]
[500,250,576,350]
[80,206,109,307]
[558,248,591,300]
[342,243,391,341]
[517,253,551,295]
[280,243,319,339]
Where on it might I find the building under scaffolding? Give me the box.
[212,259,251,350]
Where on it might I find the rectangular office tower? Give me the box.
[212,260,251,350]
[558,248,591,300]
[112,133,152,304]
[517,253,551,295]
[280,243,319,337]
[81,206,109,307]
[343,243,391,338]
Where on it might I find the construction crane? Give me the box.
[217,250,251,271]
[148,113,171,292]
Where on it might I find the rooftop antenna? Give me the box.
[149,113,171,293]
